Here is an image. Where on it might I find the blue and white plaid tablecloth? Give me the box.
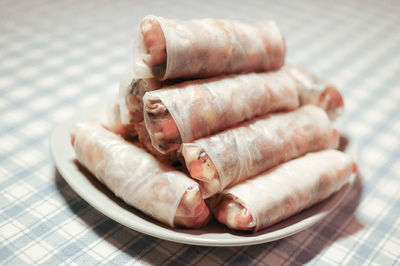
[1,0,399,264]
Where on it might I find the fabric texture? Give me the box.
[1,0,399,264]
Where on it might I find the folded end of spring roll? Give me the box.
[143,93,182,154]
[134,122,179,165]
[133,15,167,80]
[179,143,222,198]
[119,70,162,124]
[213,150,358,231]
[317,86,344,120]
[214,195,256,231]
[70,121,210,228]
[174,185,212,228]
[285,65,344,120]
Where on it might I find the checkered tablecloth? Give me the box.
[1,0,399,264]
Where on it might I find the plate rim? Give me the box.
[50,118,355,247]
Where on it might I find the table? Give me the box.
[1,0,399,264]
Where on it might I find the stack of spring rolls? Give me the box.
[71,15,357,231]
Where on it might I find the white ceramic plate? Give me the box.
[50,118,356,247]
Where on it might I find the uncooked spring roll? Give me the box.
[284,66,344,120]
[134,122,179,165]
[180,105,339,198]
[118,65,342,133]
[118,70,187,125]
[107,88,177,163]
[144,69,300,153]
[119,70,162,125]
[214,149,357,231]
[133,15,285,80]
[70,121,210,228]
[105,102,177,165]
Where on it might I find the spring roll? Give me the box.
[119,70,163,125]
[133,15,285,80]
[134,122,179,165]
[70,121,210,228]
[284,66,344,120]
[118,70,188,125]
[144,69,300,153]
[107,90,177,164]
[213,149,357,231]
[180,105,339,198]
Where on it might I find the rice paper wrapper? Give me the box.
[118,70,137,125]
[71,121,198,226]
[284,65,344,120]
[144,69,300,143]
[223,150,354,231]
[196,105,338,191]
[118,70,162,124]
[134,122,179,165]
[133,15,285,80]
